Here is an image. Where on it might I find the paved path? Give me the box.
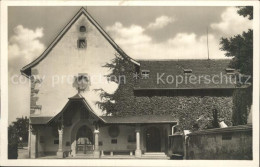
[18,147,29,159]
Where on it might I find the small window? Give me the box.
[78,39,86,48]
[226,68,235,75]
[141,70,150,79]
[99,141,103,146]
[54,139,59,144]
[184,69,192,74]
[111,139,117,144]
[80,26,86,32]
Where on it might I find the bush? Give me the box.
[8,143,18,159]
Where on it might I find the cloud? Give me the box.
[9,25,45,74]
[106,22,151,46]
[210,7,252,37]
[8,25,45,124]
[106,23,227,60]
[147,15,174,30]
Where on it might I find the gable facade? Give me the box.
[24,8,124,117]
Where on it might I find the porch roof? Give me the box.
[47,93,106,124]
[30,115,178,125]
[30,94,178,125]
[100,115,178,124]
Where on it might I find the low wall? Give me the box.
[169,134,184,156]
[186,124,252,160]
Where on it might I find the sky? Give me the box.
[8,6,252,124]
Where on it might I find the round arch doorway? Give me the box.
[146,127,161,152]
[76,125,93,154]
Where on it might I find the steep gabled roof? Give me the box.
[135,59,249,89]
[47,93,106,124]
[21,7,140,77]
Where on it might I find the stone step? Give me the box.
[142,152,168,159]
[144,152,167,156]
[142,155,168,157]
[141,155,170,160]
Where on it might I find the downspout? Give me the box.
[171,121,179,135]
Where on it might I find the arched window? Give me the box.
[79,26,86,32]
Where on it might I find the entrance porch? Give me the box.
[28,94,178,159]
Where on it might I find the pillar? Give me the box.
[30,126,37,158]
[135,125,142,157]
[56,127,64,158]
[93,126,100,158]
[71,141,76,157]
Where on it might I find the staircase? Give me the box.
[141,152,170,159]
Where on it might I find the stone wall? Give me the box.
[186,124,252,160]
[169,134,184,156]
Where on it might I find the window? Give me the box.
[141,70,150,79]
[226,68,235,75]
[111,139,117,144]
[78,39,86,49]
[184,69,192,74]
[99,141,103,146]
[79,26,86,32]
[54,139,59,144]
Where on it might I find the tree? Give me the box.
[12,117,29,143]
[95,53,135,116]
[8,124,18,159]
[237,6,253,20]
[8,117,29,159]
[220,6,253,125]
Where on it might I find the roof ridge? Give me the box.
[137,59,231,61]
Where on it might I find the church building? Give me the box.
[21,7,244,159]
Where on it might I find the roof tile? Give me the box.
[136,59,240,89]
